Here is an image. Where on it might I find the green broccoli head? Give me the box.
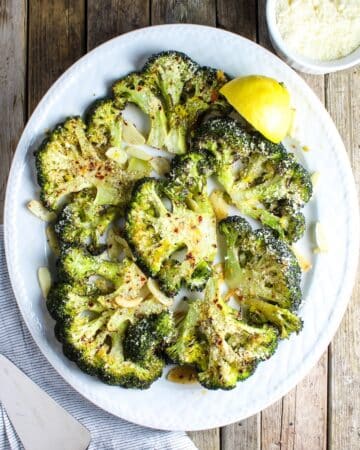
[48,253,173,388]
[113,52,230,154]
[54,189,117,253]
[240,297,303,339]
[143,51,199,111]
[165,151,214,204]
[125,153,217,295]
[192,117,258,190]
[219,216,302,310]
[113,72,167,149]
[123,311,175,363]
[58,248,151,307]
[165,67,231,154]
[35,117,145,211]
[192,117,312,242]
[86,98,123,154]
[167,277,278,390]
[125,174,217,296]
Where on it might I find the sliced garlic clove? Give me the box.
[314,222,328,253]
[292,245,312,272]
[105,146,128,165]
[150,157,171,175]
[126,146,151,160]
[209,190,229,221]
[38,267,52,299]
[27,200,56,222]
[122,119,146,145]
[147,278,173,306]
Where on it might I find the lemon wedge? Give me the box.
[220,75,293,143]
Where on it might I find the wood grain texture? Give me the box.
[151,0,216,26]
[326,67,360,450]
[0,0,27,222]
[222,415,260,450]
[87,0,150,50]
[262,353,328,450]
[28,0,85,113]
[216,0,257,40]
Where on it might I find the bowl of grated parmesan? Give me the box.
[266,0,360,74]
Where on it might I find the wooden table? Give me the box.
[1,1,359,449]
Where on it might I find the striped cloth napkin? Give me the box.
[0,226,196,450]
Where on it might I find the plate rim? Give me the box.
[4,23,360,431]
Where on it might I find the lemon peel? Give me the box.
[220,75,293,143]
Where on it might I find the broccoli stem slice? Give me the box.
[164,125,187,155]
[147,107,168,149]
[240,297,303,339]
[113,73,168,149]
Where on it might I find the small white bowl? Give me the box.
[266,0,360,74]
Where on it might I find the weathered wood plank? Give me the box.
[188,428,221,450]
[222,415,260,450]
[151,0,216,26]
[28,0,85,114]
[0,0,27,223]
[217,3,259,448]
[87,0,150,50]
[217,0,257,40]
[326,67,360,450]
[257,2,328,449]
[262,352,327,450]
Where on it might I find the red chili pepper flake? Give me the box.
[198,216,203,223]
[210,91,218,102]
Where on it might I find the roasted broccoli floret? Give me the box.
[193,117,313,242]
[58,247,149,305]
[48,250,174,388]
[86,98,123,154]
[125,153,217,296]
[240,297,303,339]
[54,189,117,253]
[219,216,301,309]
[165,67,230,154]
[165,150,214,202]
[123,311,175,362]
[192,117,259,190]
[144,51,198,111]
[219,216,302,338]
[113,52,230,154]
[113,72,167,149]
[167,277,278,389]
[35,117,146,211]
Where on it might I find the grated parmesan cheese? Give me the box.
[276,0,360,61]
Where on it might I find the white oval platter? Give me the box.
[4,24,359,431]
